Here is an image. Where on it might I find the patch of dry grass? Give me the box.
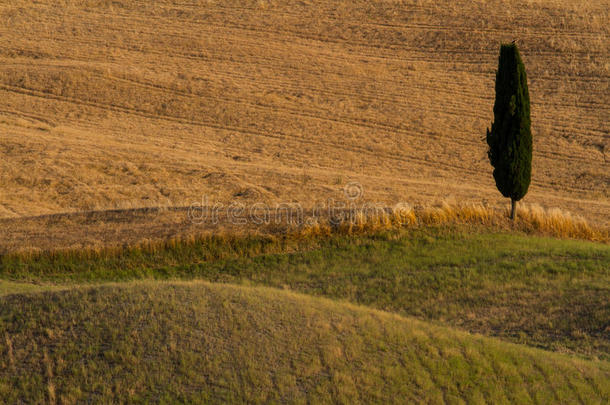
[301,203,610,243]
[1,202,607,263]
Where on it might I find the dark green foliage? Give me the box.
[487,43,532,216]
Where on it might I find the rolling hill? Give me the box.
[1,281,608,403]
[3,228,609,360]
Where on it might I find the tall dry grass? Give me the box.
[2,203,607,267]
[300,203,609,243]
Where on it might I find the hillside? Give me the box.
[1,281,608,403]
[1,0,608,232]
[3,227,609,359]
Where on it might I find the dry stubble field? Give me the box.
[0,0,608,250]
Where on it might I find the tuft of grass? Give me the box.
[0,281,608,404]
[514,204,605,241]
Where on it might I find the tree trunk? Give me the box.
[510,199,517,220]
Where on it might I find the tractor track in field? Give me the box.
[0,83,490,178]
[1,66,603,168]
[65,3,610,44]
[2,69,603,180]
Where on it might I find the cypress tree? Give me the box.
[486,43,532,220]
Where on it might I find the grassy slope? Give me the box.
[1,281,609,404]
[2,227,609,359]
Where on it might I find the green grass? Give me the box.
[1,281,608,404]
[2,227,608,359]
[0,279,53,296]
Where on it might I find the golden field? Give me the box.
[0,0,608,249]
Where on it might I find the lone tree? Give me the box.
[486,43,532,220]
